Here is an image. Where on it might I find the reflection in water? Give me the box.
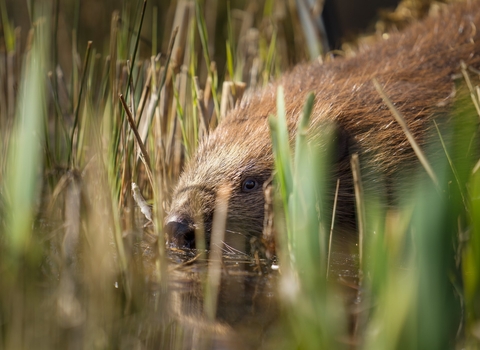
[31,220,359,349]
[141,244,359,349]
[165,250,278,349]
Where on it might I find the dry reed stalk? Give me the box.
[119,93,154,188]
[351,154,365,274]
[135,66,152,134]
[461,61,480,119]
[326,178,340,279]
[62,175,81,262]
[461,60,474,93]
[373,78,439,187]
[219,81,246,119]
[350,153,366,342]
[204,61,218,127]
[194,76,209,137]
[204,185,232,321]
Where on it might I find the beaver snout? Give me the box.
[165,218,196,249]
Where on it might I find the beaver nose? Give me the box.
[165,219,196,249]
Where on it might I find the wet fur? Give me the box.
[167,1,480,249]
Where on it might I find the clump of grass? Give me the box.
[269,88,346,349]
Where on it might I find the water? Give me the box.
[139,242,360,349]
[17,219,359,349]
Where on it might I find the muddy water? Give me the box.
[142,245,359,349]
[30,214,359,349]
[143,248,278,349]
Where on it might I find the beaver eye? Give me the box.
[242,178,258,192]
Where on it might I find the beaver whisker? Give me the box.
[221,242,250,256]
[224,229,249,238]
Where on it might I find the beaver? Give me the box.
[165,1,480,250]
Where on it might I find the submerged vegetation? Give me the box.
[1,0,480,349]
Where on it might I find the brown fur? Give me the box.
[166,1,480,249]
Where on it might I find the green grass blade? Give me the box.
[5,7,49,258]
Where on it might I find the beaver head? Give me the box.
[165,100,275,249]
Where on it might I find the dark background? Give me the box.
[1,0,401,79]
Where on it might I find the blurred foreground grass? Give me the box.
[1,0,480,349]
